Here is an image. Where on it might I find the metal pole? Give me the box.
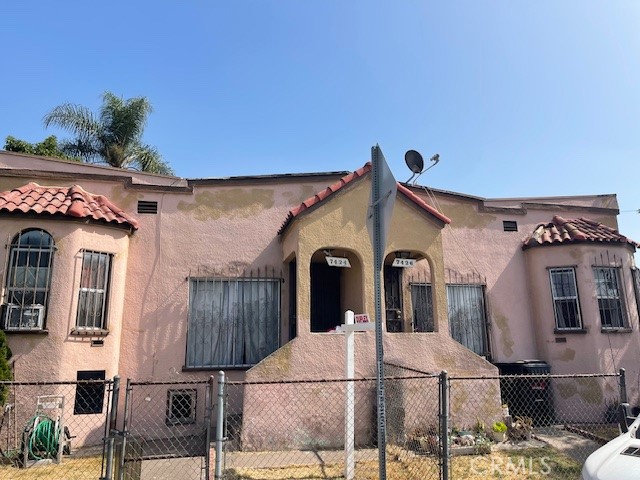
[117,379,132,480]
[439,371,449,480]
[110,375,120,431]
[372,146,387,479]
[619,368,628,404]
[214,371,226,480]
[204,375,215,480]
[344,310,356,480]
[102,376,120,480]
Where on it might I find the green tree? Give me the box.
[4,135,77,160]
[43,91,173,175]
[0,330,12,407]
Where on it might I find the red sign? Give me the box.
[355,313,371,323]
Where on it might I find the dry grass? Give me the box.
[226,446,582,480]
[0,455,102,480]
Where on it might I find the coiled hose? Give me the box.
[26,414,60,460]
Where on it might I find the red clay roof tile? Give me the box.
[0,182,139,230]
[278,163,450,234]
[523,215,636,250]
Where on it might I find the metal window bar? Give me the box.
[4,229,55,330]
[593,267,625,328]
[410,283,434,332]
[186,272,281,369]
[446,284,489,356]
[592,252,628,329]
[77,250,112,330]
[549,267,582,329]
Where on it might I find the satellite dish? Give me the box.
[405,150,424,174]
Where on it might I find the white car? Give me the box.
[582,411,640,480]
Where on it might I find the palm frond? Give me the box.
[59,138,101,163]
[129,144,174,175]
[43,104,101,139]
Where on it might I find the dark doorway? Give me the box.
[311,262,341,332]
[384,266,403,332]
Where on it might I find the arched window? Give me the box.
[4,229,55,330]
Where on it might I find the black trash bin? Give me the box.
[495,360,555,426]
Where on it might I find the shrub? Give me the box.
[0,330,12,406]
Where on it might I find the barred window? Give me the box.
[76,251,112,331]
[593,267,627,329]
[447,284,489,356]
[410,283,434,332]
[186,277,281,368]
[549,267,582,330]
[166,389,196,425]
[3,229,55,330]
[74,370,105,415]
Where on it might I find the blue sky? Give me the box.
[2,2,640,239]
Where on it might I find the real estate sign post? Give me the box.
[367,145,397,480]
[339,310,374,480]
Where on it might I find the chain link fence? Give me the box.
[216,370,626,480]
[220,370,442,480]
[0,379,113,480]
[447,372,624,479]
[0,370,626,479]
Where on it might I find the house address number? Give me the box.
[326,256,351,268]
[392,258,416,267]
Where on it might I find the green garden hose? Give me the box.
[26,414,60,460]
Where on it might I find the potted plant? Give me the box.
[492,421,508,442]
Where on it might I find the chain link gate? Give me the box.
[107,378,215,480]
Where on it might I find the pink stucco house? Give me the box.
[0,150,637,444]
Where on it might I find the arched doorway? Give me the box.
[310,249,362,332]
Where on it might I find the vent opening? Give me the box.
[503,220,518,232]
[137,201,158,214]
[621,446,640,457]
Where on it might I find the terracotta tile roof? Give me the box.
[278,163,450,234]
[523,215,636,250]
[0,182,139,230]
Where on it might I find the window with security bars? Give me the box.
[447,284,489,356]
[76,251,112,331]
[549,267,582,330]
[186,277,281,368]
[410,283,434,332]
[74,370,105,415]
[593,267,627,329]
[166,389,196,425]
[3,229,55,330]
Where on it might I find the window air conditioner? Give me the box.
[4,304,45,330]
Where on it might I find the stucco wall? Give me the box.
[0,218,129,382]
[425,190,622,365]
[524,243,640,407]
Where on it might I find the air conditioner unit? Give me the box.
[4,304,45,330]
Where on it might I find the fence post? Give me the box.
[439,371,449,480]
[117,379,132,480]
[215,371,226,480]
[204,375,215,480]
[619,368,628,404]
[101,375,120,480]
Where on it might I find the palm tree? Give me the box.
[43,92,173,175]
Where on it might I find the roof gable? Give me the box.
[0,182,139,230]
[523,215,636,250]
[278,163,450,235]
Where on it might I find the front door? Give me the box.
[311,262,341,332]
[384,266,403,332]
